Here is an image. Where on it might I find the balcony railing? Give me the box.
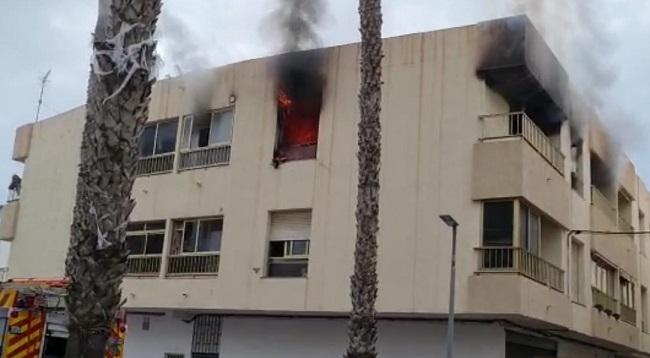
[477,246,565,292]
[591,186,618,223]
[592,287,618,316]
[620,304,636,325]
[135,153,175,176]
[167,253,220,276]
[179,145,231,170]
[126,255,162,276]
[480,112,565,175]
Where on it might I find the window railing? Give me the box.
[179,145,231,170]
[167,253,220,276]
[620,304,636,325]
[479,112,565,175]
[592,287,618,316]
[135,153,175,176]
[126,255,162,276]
[476,246,565,292]
[591,186,618,223]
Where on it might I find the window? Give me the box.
[520,203,541,255]
[139,121,178,158]
[482,201,513,246]
[571,240,584,303]
[640,211,647,256]
[181,109,233,151]
[621,277,636,309]
[177,219,223,254]
[126,221,165,256]
[591,256,615,296]
[165,354,184,358]
[642,286,648,333]
[267,210,312,277]
[191,315,221,358]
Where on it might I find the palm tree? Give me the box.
[64,0,161,356]
[345,0,383,357]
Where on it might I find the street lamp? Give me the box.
[440,214,459,358]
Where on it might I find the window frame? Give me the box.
[591,254,616,296]
[520,203,541,255]
[139,119,179,158]
[179,218,223,255]
[481,200,515,247]
[621,276,636,309]
[570,239,584,304]
[126,221,166,256]
[181,108,234,152]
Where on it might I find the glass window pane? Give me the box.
[181,116,193,150]
[269,241,285,258]
[139,126,156,157]
[126,235,146,255]
[209,110,233,145]
[291,240,309,256]
[155,121,178,154]
[145,234,164,255]
[483,201,513,246]
[529,213,540,255]
[182,221,197,253]
[197,220,222,252]
[127,222,146,232]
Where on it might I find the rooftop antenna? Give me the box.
[34,69,52,122]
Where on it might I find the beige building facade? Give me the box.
[2,16,650,358]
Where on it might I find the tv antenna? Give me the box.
[34,69,52,122]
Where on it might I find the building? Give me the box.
[1,15,649,358]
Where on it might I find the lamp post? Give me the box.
[440,214,459,358]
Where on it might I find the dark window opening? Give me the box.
[273,53,324,167]
[126,221,166,256]
[483,201,514,246]
[138,120,178,158]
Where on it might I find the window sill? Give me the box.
[260,275,308,280]
[134,169,173,178]
[164,274,219,279]
[177,161,229,172]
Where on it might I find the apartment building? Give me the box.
[1,15,649,358]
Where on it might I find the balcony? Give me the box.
[166,253,219,276]
[126,255,162,276]
[620,304,636,326]
[135,153,175,176]
[179,145,231,170]
[0,199,20,241]
[591,186,618,224]
[477,246,564,292]
[592,287,618,316]
[480,112,564,175]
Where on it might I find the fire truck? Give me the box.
[0,278,126,358]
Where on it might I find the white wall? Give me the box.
[125,312,193,358]
[220,317,506,358]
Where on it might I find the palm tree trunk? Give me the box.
[346,0,383,358]
[65,1,161,357]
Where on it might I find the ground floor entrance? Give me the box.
[123,312,619,358]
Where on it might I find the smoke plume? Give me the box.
[158,12,214,114]
[265,0,325,53]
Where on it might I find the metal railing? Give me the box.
[592,287,618,315]
[620,304,637,325]
[477,246,565,292]
[591,186,618,223]
[167,253,220,276]
[179,145,231,170]
[480,112,565,175]
[135,153,175,176]
[126,255,162,276]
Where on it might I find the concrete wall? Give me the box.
[125,313,194,358]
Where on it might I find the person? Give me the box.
[8,174,21,200]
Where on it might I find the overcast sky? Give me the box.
[1,0,649,195]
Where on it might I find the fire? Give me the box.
[273,51,325,166]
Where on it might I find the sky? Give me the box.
[0,0,649,195]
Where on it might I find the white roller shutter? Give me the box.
[269,210,312,241]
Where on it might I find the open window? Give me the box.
[267,210,312,277]
[177,218,223,254]
[179,109,234,169]
[181,109,234,151]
